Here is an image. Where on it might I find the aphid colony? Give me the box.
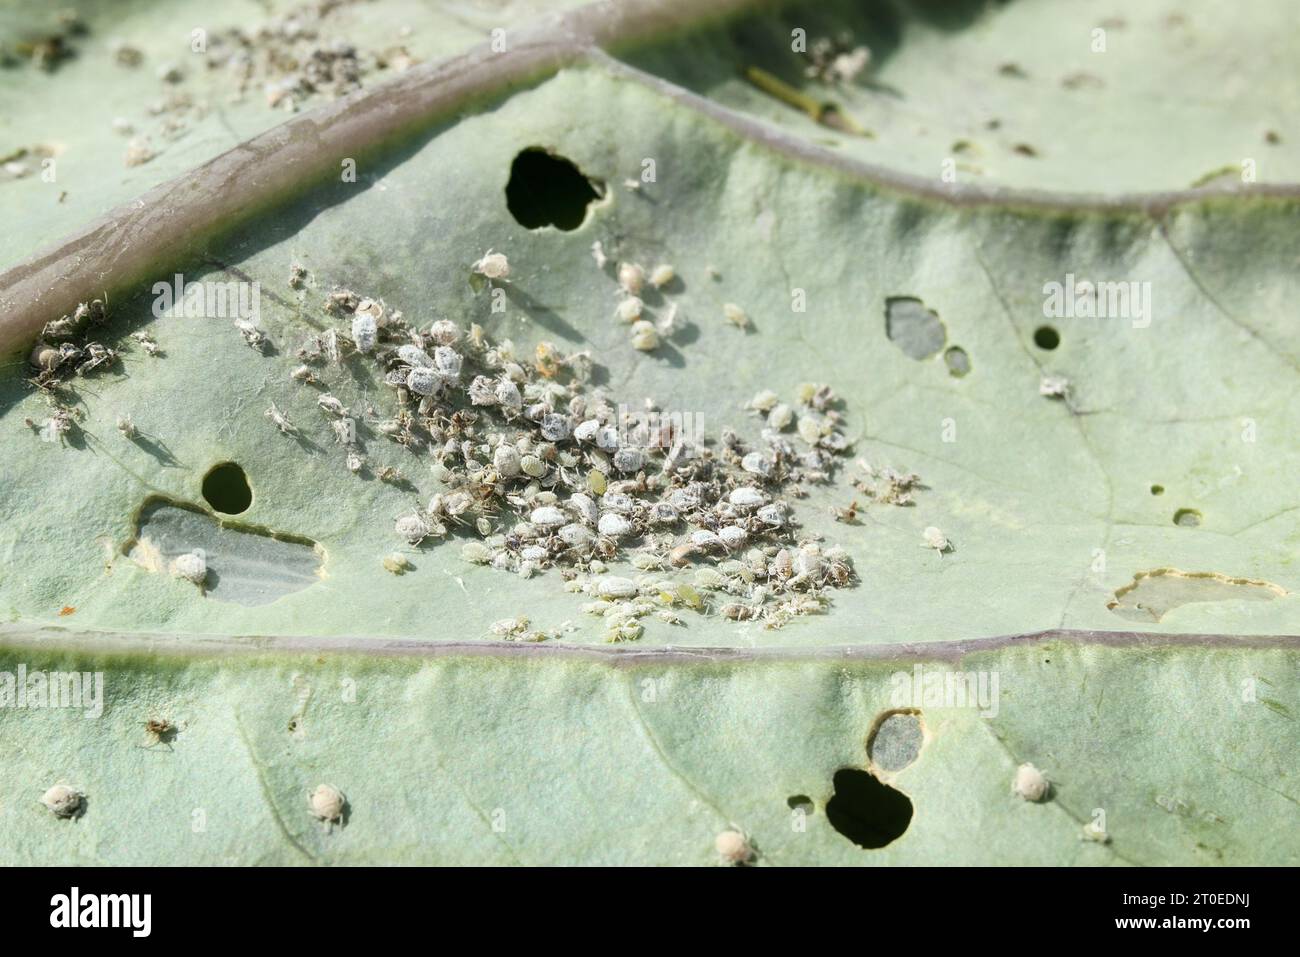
[276,261,867,637]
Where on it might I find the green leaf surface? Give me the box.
[0,0,1296,864]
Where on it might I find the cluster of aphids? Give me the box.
[26,297,128,390]
[281,257,862,636]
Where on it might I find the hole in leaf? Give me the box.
[825,768,912,849]
[1108,567,1284,622]
[943,345,970,377]
[885,296,947,360]
[1174,508,1202,527]
[787,794,814,813]
[202,462,252,514]
[505,147,603,230]
[1033,325,1060,350]
[1150,484,1165,496]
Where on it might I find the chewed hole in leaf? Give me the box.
[943,345,970,377]
[787,794,815,813]
[126,498,323,606]
[885,296,946,360]
[825,768,912,849]
[1174,508,1202,527]
[1033,325,1060,350]
[201,462,252,515]
[867,709,925,773]
[1107,568,1285,623]
[505,147,604,230]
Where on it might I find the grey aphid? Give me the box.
[530,506,567,527]
[597,513,634,538]
[40,784,83,819]
[406,366,438,396]
[351,314,377,353]
[398,344,433,367]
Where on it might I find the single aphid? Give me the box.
[617,262,645,296]
[288,263,308,289]
[922,526,951,554]
[234,318,267,352]
[309,784,346,828]
[630,320,658,352]
[116,413,137,439]
[290,364,318,384]
[40,784,83,819]
[615,297,644,323]
[351,313,377,353]
[714,829,753,865]
[591,241,607,269]
[649,264,675,288]
[1011,762,1050,802]
[383,553,411,574]
[130,332,161,356]
[345,450,364,474]
[1039,375,1069,399]
[833,500,859,524]
[655,302,681,337]
[144,717,173,745]
[472,249,510,280]
[331,418,356,445]
[767,403,794,430]
[723,303,749,330]
[265,402,297,435]
[317,393,348,417]
[170,550,207,588]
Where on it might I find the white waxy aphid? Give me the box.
[729,487,767,509]
[1039,375,1069,398]
[530,506,567,527]
[922,526,951,553]
[290,364,317,384]
[494,445,521,477]
[596,576,638,599]
[520,454,545,478]
[309,784,346,825]
[569,493,599,526]
[234,319,266,350]
[317,393,348,416]
[756,503,786,527]
[615,297,644,323]
[406,366,438,396]
[265,402,297,435]
[1012,763,1049,802]
[429,319,461,345]
[573,419,600,443]
[351,314,377,353]
[723,303,749,330]
[617,262,645,295]
[495,378,522,410]
[399,344,432,367]
[40,784,83,819]
[395,513,431,544]
[433,346,462,379]
[649,264,674,288]
[741,451,772,477]
[690,529,722,551]
[715,829,752,864]
[559,523,595,548]
[767,403,794,430]
[540,413,571,441]
[591,241,607,269]
[472,249,510,280]
[630,320,659,352]
[597,513,634,538]
[595,425,620,450]
[346,451,364,473]
[520,545,548,562]
[170,550,207,587]
[797,415,823,445]
[331,418,356,445]
[719,526,748,550]
[749,389,779,413]
[612,448,644,473]
[116,414,137,439]
[461,542,492,564]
